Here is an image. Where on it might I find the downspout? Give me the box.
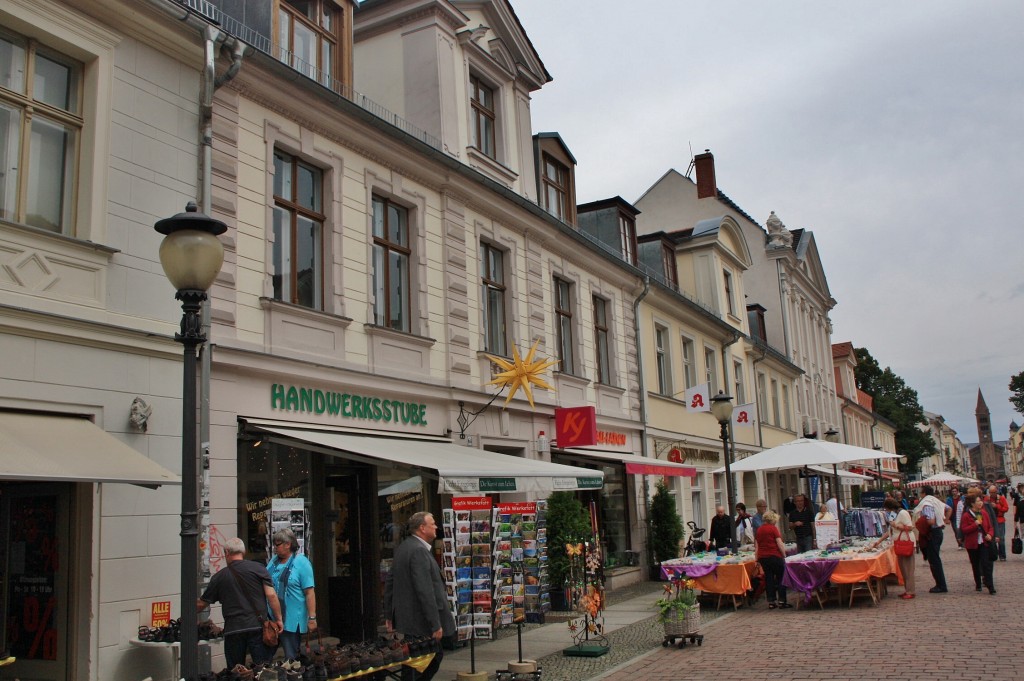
[631,277,653,571]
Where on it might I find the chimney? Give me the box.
[694,149,717,199]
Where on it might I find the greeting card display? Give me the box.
[443,498,493,641]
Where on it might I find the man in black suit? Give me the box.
[384,511,456,681]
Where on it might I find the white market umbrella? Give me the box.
[723,438,900,473]
[906,471,979,489]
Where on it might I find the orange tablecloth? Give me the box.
[662,559,756,596]
[828,547,899,585]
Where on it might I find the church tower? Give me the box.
[974,389,1002,480]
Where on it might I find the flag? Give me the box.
[685,382,710,413]
[732,402,756,428]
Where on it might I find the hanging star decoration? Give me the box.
[483,339,557,408]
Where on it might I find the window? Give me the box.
[0,29,81,234]
[771,378,781,426]
[781,385,791,430]
[273,151,324,309]
[554,277,575,374]
[756,372,768,423]
[723,269,736,316]
[541,155,569,220]
[704,347,718,393]
[662,244,678,287]
[733,360,745,403]
[655,325,670,395]
[619,214,637,265]
[593,296,611,385]
[372,196,411,331]
[277,0,340,85]
[681,337,696,389]
[480,242,507,356]
[470,75,496,158]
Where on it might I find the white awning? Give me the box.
[244,420,603,494]
[561,448,698,478]
[0,412,180,487]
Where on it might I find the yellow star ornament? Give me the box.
[483,340,557,408]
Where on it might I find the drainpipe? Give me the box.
[631,277,653,572]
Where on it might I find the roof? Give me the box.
[832,341,855,359]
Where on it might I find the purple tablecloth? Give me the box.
[660,562,719,580]
[782,559,839,603]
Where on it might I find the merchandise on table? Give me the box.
[842,508,889,537]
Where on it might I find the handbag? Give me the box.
[893,529,915,557]
[228,562,279,647]
[1013,528,1023,555]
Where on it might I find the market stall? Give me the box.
[782,541,899,608]
[660,553,760,610]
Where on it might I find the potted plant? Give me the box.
[656,576,700,636]
[648,479,684,579]
[545,491,592,610]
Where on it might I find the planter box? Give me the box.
[662,605,701,636]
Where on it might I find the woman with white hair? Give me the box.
[267,527,317,663]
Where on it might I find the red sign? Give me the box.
[451,497,492,511]
[152,601,171,628]
[554,406,598,448]
[496,502,536,514]
[668,448,683,463]
[596,430,628,447]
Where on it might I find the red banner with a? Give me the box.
[554,406,598,448]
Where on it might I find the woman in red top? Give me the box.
[755,511,790,608]
[960,494,995,594]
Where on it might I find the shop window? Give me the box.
[273,150,325,309]
[277,0,340,86]
[0,28,81,235]
[480,241,507,356]
[593,296,612,385]
[541,154,569,221]
[469,75,496,159]
[236,439,312,563]
[371,195,411,332]
[553,276,575,375]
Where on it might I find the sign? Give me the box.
[596,430,628,447]
[554,406,597,447]
[270,383,428,427]
[269,497,308,555]
[667,447,720,464]
[495,502,536,514]
[478,478,517,492]
[860,491,886,508]
[152,601,171,628]
[732,403,756,428]
[685,382,711,413]
[809,475,820,503]
[452,497,493,511]
[814,520,840,548]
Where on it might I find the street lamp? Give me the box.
[824,428,840,510]
[155,202,226,681]
[872,445,883,490]
[709,391,736,554]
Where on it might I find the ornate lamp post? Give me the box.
[873,445,884,490]
[155,202,226,681]
[709,391,736,554]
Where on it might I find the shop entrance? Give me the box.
[1,482,72,681]
[324,467,376,643]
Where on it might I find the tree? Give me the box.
[544,491,592,592]
[1009,371,1024,416]
[649,479,684,564]
[854,347,935,474]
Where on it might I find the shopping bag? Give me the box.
[893,530,914,557]
[1012,529,1022,555]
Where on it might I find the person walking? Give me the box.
[266,528,317,664]
[787,494,815,553]
[960,493,996,594]
[755,511,791,609]
[913,485,952,593]
[197,538,283,669]
[948,488,966,549]
[872,498,916,599]
[709,505,732,551]
[986,485,1009,561]
[384,511,455,681]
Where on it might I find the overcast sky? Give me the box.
[511,0,1024,445]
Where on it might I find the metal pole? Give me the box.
[721,420,737,554]
[177,289,206,681]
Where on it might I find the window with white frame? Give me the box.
[704,347,718,393]
[662,243,678,288]
[554,277,575,375]
[541,154,569,221]
[771,378,781,426]
[756,372,768,423]
[655,325,671,395]
[0,28,81,234]
[272,150,324,309]
[733,359,745,403]
[619,213,637,265]
[681,336,696,389]
[372,195,411,331]
[593,296,612,385]
[470,75,496,159]
[277,0,341,85]
[782,384,792,430]
[723,269,737,316]
[480,241,507,356]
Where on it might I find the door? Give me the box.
[1,483,71,681]
[325,468,375,643]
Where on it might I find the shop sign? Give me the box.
[452,497,493,511]
[576,477,603,489]
[152,601,171,628]
[668,448,720,464]
[270,383,428,427]
[478,478,518,492]
[554,406,597,447]
[596,430,628,447]
[496,502,536,514]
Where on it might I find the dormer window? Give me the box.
[470,75,496,158]
[619,213,637,265]
[661,243,678,287]
[542,154,569,221]
[278,0,341,85]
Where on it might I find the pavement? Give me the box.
[438,537,1024,681]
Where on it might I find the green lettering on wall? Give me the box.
[382,400,392,422]
[326,392,341,415]
[342,393,351,417]
[271,384,286,409]
[372,398,382,420]
[269,384,428,427]
[285,386,299,411]
[300,388,313,412]
[314,390,326,414]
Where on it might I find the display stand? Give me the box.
[128,637,216,681]
[561,532,608,658]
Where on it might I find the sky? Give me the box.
[511,0,1024,444]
